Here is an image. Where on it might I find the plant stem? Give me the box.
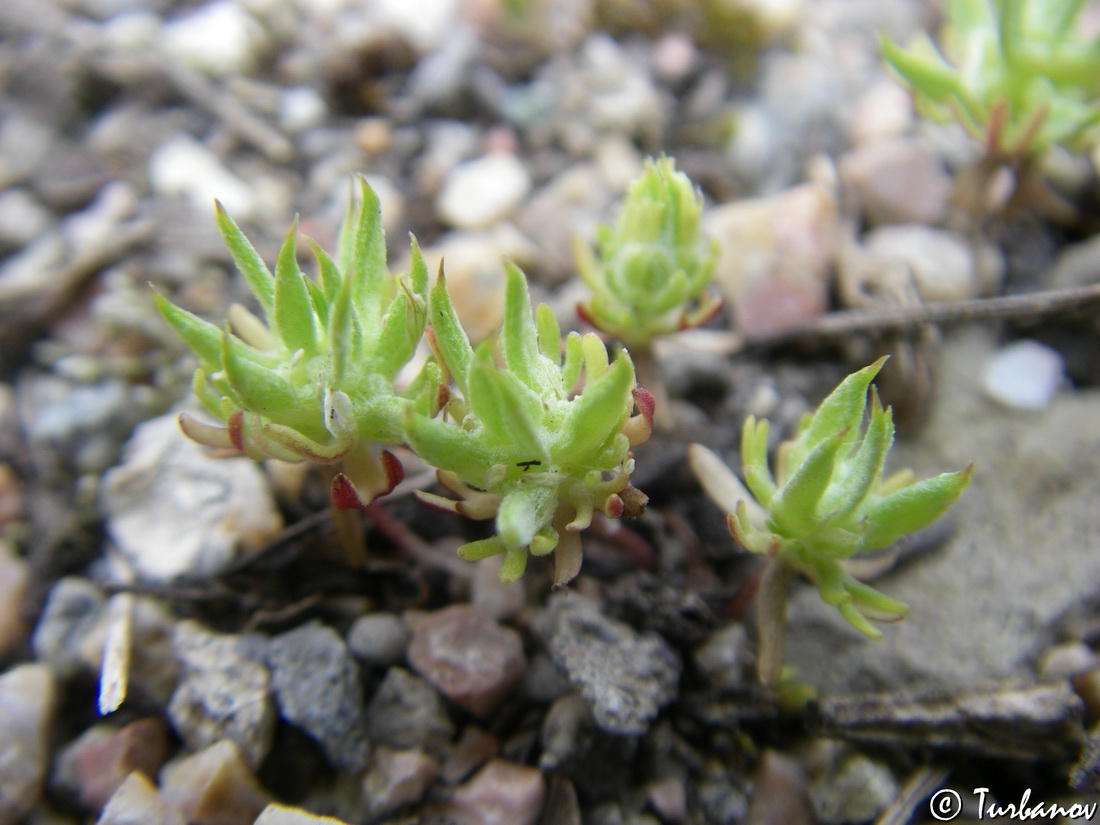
[631,344,675,430]
[323,464,366,567]
[756,558,796,686]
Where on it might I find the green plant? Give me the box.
[691,358,972,684]
[155,177,442,561]
[882,0,1100,160]
[575,155,721,348]
[407,262,654,587]
[574,156,720,429]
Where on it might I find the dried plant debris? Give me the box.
[811,682,1086,759]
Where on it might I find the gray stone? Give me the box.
[100,412,283,582]
[366,667,455,757]
[808,751,898,825]
[541,595,681,735]
[0,664,57,824]
[266,621,370,774]
[346,613,409,669]
[168,621,275,770]
[32,576,105,678]
[785,327,1100,694]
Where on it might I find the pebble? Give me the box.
[840,137,951,226]
[845,81,914,147]
[345,613,409,669]
[428,759,546,825]
[693,623,752,690]
[159,1,265,77]
[31,576,106,678]
[95,771,185,825]
[808,751,898,825]
[277,87,327,133]
[168,621,275,770]
[0,188,55,251]
[861,224,993,303]
[470,556,526,623]
[159,740,271,825]
[407,604,526,719]
[252,803,353,825]
[361,747,441,817]
[57,719,170,812]
[148,134,257,221]
[541,595,681,736]
[99,412,283,582]
[368,0,461,54]
[0,543,29,656]
[982,339,1066,411]
[266,621,370,774]
[0,664,57,824]
[705,182,836,340]
[538,692,637,801]
[435,152,532,230]
[365,667,455,757]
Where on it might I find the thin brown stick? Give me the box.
[744,283,1100,350]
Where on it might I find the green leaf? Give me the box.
[881,35,967,103]
[407,235,429,299]
[309,239,343,306]
[561,332,584,393]
[862,465,973,550]
[404,411,492,486]
[467,358,547,460]
[343,177,386,326]
[273,220,319,355]
[768,429,848,538]
[458,536,506,561]
[821,390,894,520]
[220,332,305,423]
[535,303,561,364]
[499,262,542,388]
[429,272,473,397]
[497,483,557,550]
[789,357,885,467]
[557,351,634,465]
[153,292,223,367]
[215,202,274,315]
[741,416,776,507]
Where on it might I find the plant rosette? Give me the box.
[407,261,654,587]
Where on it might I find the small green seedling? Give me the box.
[575,155,721,348]
[155,177,442,561]
[692,358,972,685]
[882,0,1100,161]
[407,262,654,587]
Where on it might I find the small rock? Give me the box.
[367,0,461,53]
[148,134,257,220]
[983,340,1065,411]
[168,621,275,770]
[1049,233,1100,290]
[470,556,526,623]
[266,622,370,774]
[845,81,914,147]
[366,667,455,757]
[0,188,54,251]
[647,776,686,824]
[32,576,105,678]
[862,224,992,303]
[693,624,752,690]
[0,664,57,824]
[407,604,526,719]
[538,693,637,803]
[0,542,30,656]
[361,747,441,817]
[841,137,951,226]
[808,752,899,825]
[252,803,354,825]
[159,740,271,825]
[436,152,532,230]
[159,1,265,76]
[442,725,499,784]
[542,595,680,735]
[706,183,836,340]
[429,759,546,825]
[277,87,327,133]
[63,719,170,812]
[346,613,410,669]
[746,750,814,825]
[100,413,283,582]
[95,771,185,825]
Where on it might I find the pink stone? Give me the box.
[75,718,170,811]
[407,605,526,719]
[362,747,441,816]
[159,740,271,825]
[432,759,546,825]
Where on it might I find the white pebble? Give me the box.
[278,87,327,133]
[160,0,264,76]
[149,133,256,220]
[436,152,532,230]
[982,340,1065,411]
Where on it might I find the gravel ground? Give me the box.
[4,0,1100,823]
